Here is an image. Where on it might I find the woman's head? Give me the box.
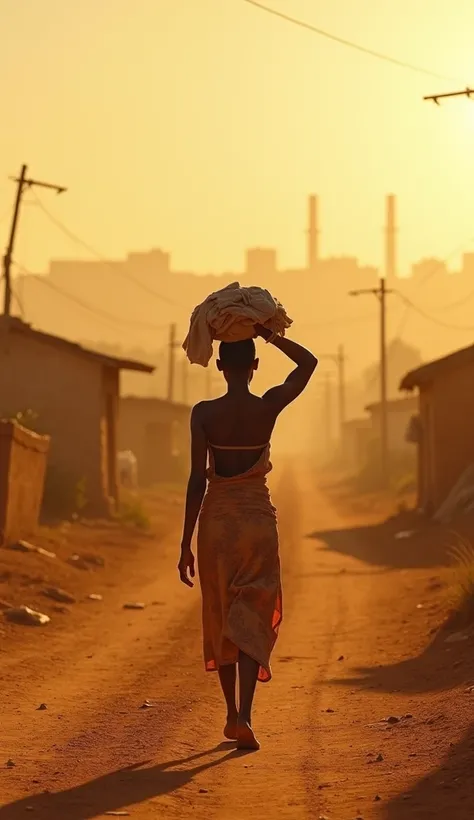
[217,339,258,382]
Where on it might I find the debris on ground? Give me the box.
[7,540,56,559]
[445,631,470,644]
[43,587,76,605]
[199,788,209,794]
[394,530,415,540]
[87,593,103,601]
[80,553,105,567]
[123,602,146,610]
[7,540,37,553]
[6,759,16,768]
[68,553,105,570]
[37,703,47,711]
[4,606,50,626]
[52,605,70,615]
[35,546,57,559]
[67,555,91,570]
[139,699,154,709]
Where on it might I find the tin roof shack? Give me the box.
[0,317,153,516]
[119,397,191,486]
[401,345,474,514]
[365,396,419,456]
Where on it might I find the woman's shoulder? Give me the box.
[192,397,224,418]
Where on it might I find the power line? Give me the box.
[391,239,474,340]
[14,262,169,334]
[3,164,66,316]
[31,191,184,308]
[395,291,474,331]
[437,287,474,312]
[241,0,462,83]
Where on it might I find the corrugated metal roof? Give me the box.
[400,344,474,391]
[0,317,154,373]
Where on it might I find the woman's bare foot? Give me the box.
[224,713,238,740]
[236,719,260,751]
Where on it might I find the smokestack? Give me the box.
[307,194,319,273]
[385,194,397,282]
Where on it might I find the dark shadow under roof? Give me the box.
[0,317,154,373]
[400,344,474,391]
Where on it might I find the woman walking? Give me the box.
[178,323,317,750]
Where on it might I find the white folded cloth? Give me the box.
[182,282,292,367]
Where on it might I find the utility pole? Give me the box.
[3,164,66,316]
[323,371,332,459]
[167,323,178,401]
[318,345,346,443]
[423,87,474,105]
[181,357,189,404]
[350,280,392,486]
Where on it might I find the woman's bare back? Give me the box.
[198,392,278,478]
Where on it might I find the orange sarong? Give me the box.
[197,445,282,683]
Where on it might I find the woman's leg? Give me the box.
[218,664,238,739]
[237,651,260,750]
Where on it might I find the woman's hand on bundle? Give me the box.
[254,323,271,340]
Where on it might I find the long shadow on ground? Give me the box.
[0,743,247,820]
[383,723,474,819]
[328,629,474,695]
[307,515,454,570]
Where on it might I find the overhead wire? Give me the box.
[31,191,184,309]
[390,238,474,339]
[14,262,170,335]
[241,0,464,83]
[394,291,474,331]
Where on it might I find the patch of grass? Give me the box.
[446,534,474,629]
[116,493,151,531]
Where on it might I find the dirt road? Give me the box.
[1,468,472,819]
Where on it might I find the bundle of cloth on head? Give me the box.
[182,282,293,367]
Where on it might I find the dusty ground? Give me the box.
[1,467,473,819]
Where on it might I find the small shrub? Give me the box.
[42,468,88,520]
[447,534,474,628]
[116,494,150,531]
[74,477,88,513]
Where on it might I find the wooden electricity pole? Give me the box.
[318,345,346,443]
[181,357,189,404]
[350,279,392,486]
[3,165,66,316]
[167,323,178,401]
[423,87,474,105]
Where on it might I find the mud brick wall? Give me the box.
[0,420,50,544]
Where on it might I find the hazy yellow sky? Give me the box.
[2,0,474,275]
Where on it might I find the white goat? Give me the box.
[117,450,138,489]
